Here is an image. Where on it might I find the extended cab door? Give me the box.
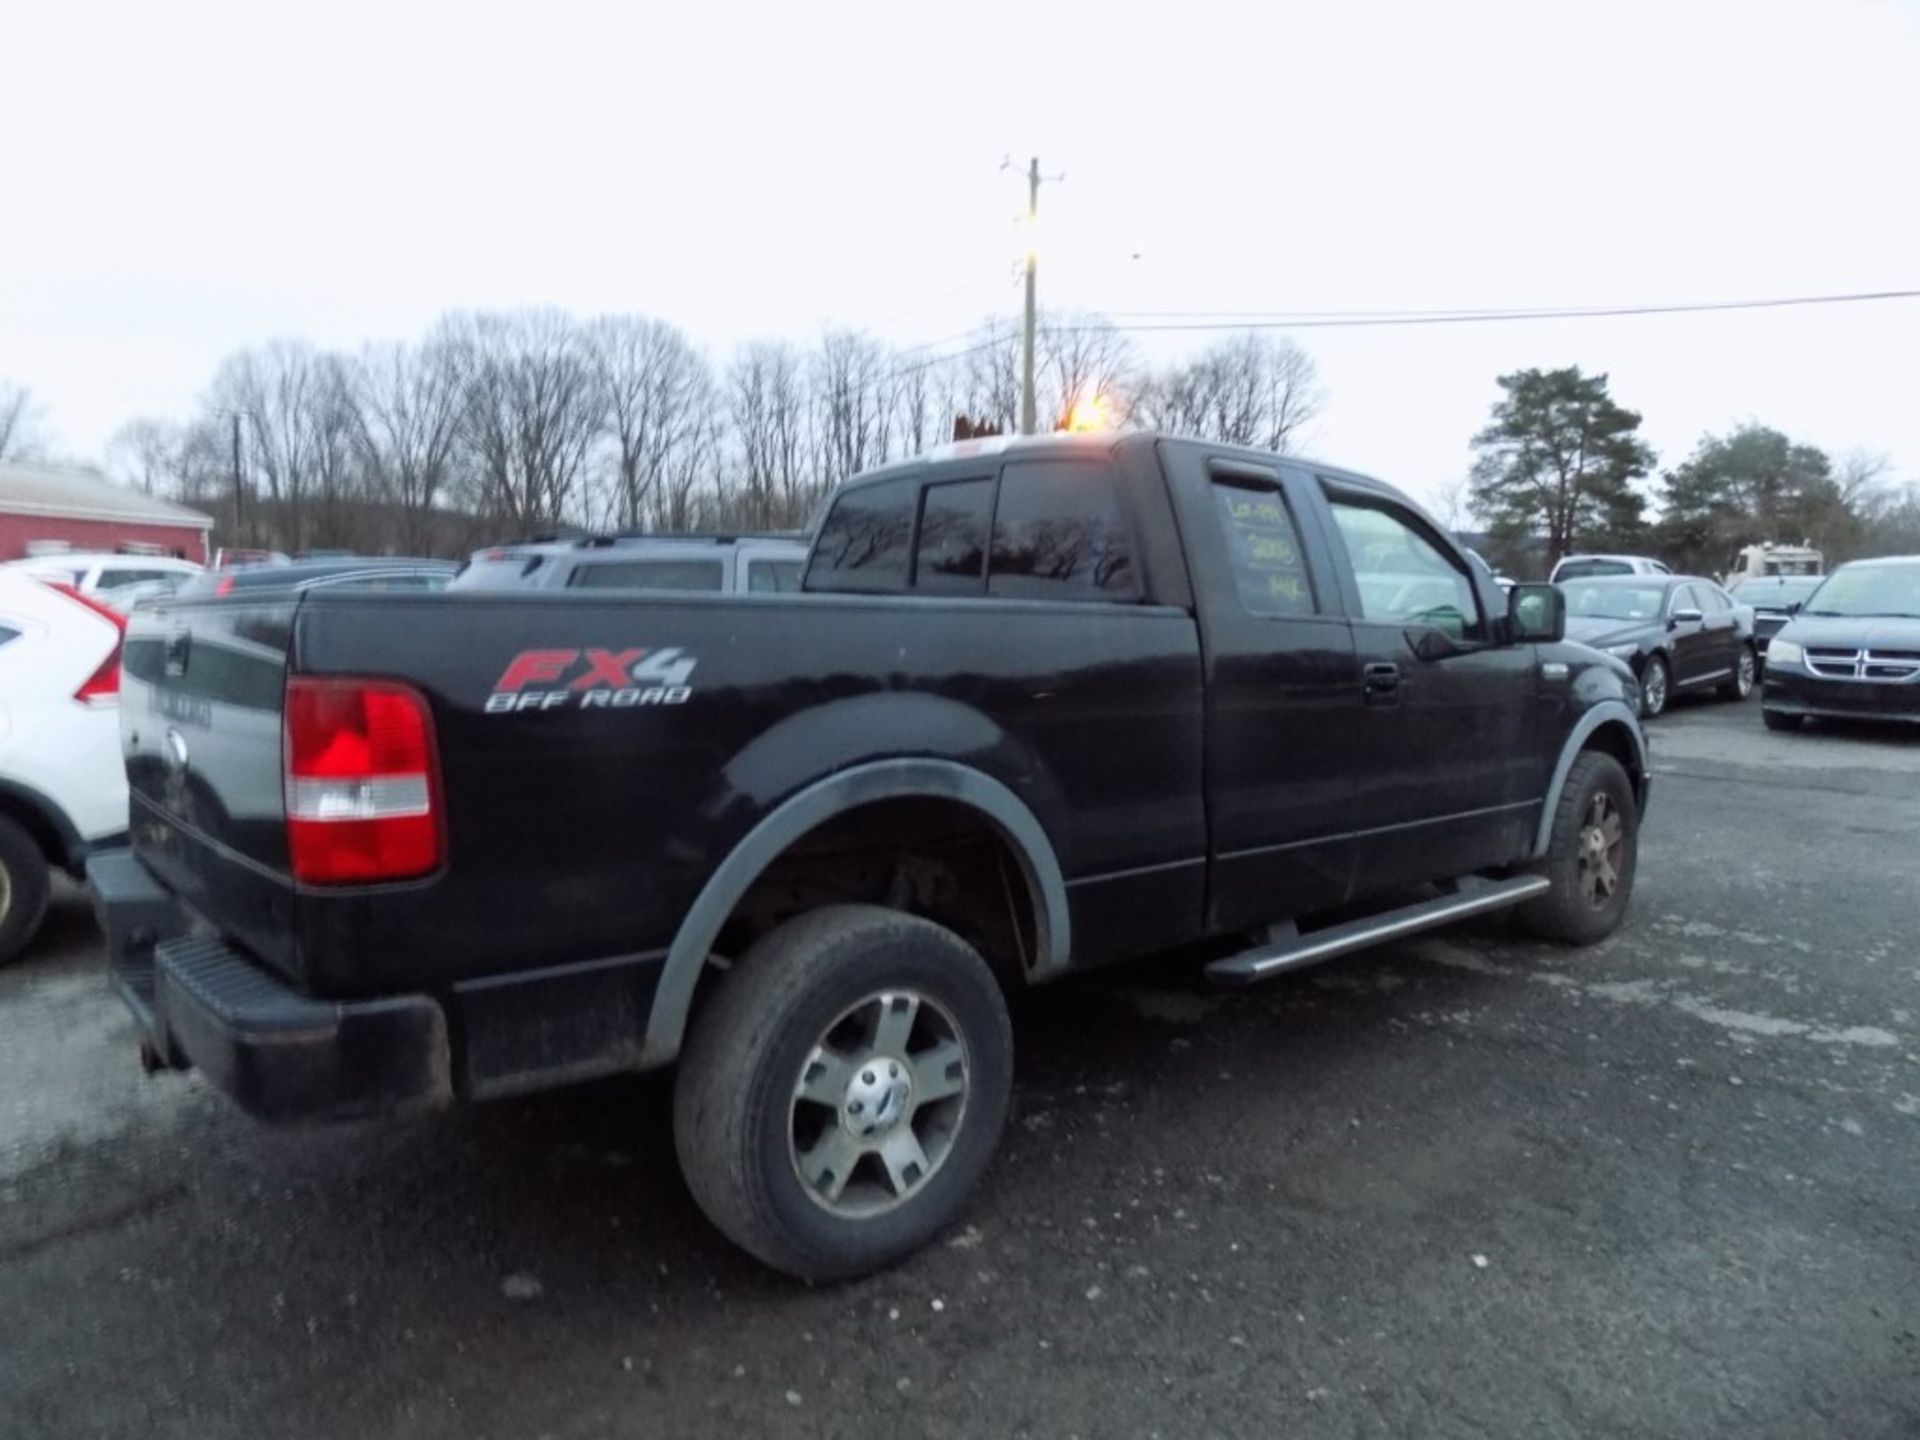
[1163,448,1365,930]
[1313,478,1542,895]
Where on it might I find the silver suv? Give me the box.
[450,533,809,595]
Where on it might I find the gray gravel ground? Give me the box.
[3,697,1916,1439]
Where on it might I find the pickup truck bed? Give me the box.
[97,431,1647,1279]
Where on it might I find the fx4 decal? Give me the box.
[487,647,698,712]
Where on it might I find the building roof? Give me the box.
[0,462,213,530]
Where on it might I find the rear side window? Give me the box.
[808,477,917,592]
[568,559,726,592]
[1210,476,1314,617]
[988,461,1136,601]
[747,559,802,593]
[915,478,993,594]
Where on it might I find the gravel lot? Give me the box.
[4,698,1917,1440]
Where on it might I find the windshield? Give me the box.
[1801,565,1920,619]
[1561,581,1668,622]
[1730,576,1822,608]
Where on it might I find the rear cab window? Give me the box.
[807,454,1141,604]
[988,460,1137,601]
[746,559,803,593]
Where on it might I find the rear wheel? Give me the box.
[0,814,52,968]
[1520,752,1639,945]
[1720,646,1757,701]
[1640,655,1671,719]
[674,904,1013,1282]
[1763,708,1803,733]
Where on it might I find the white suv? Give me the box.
[4,552,203,598]
[0,572,129,965]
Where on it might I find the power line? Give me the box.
[1067,288,1920,332]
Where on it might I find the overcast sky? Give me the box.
[4,0,1916,510]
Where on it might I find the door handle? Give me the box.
[1363,661,1402,707]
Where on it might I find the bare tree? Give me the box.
[588,315,715,531]
[1137,333,1323,453]
[0,381,49,464]
[961,318,1022,436]
[654,391,723,532]
[108,418,182,494]
[454,311,603,532]
[305,353,366,549]
[208,341,323,550]
[357,333,470,553]
[1040,315,1138,429]
[730,341,811,528]
[809,329,891,491]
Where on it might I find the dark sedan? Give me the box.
[1730,574,1826,670]
[1561,574,1757,718]
[1761,557,1920,731]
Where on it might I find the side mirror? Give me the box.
[1784,601,1803,616]
[1670,607,1704,628]
[1507,583,1564,643]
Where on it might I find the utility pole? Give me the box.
[1019,156,1041,436]
[230,411,245,544]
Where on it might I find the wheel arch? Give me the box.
[641,758,1070,1069]
[0,778,83,873]
[1532,701,1648,860]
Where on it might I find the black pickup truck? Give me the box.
[93,432,1648,1280]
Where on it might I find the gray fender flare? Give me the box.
[640,758,1071,1069]
[1532,700,1648,859]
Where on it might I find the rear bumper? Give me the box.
[87,850,451,1123]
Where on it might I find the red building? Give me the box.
[0,462,212,563]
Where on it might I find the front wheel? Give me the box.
[0,814,53,968]
[674,904,1013,1282]
[1520,751,1640,945]
[1640,654,1671,719]
[1720,646,1756,701]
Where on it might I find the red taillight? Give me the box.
[43,581,127,708]
[284,677,443,885]
[215,575,236,598]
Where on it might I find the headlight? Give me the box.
[1604,643,1640,660]
[1768,639,1803,666]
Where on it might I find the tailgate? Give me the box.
[121,598,300,977]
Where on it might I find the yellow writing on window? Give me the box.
[1247,535,1297,565]
[1226,497,1288,529]
[1267,573,1305,601]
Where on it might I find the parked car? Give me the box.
[210,548,290,569]
[1561,573,1757,717]
[450,533,809,595]
[94,432,1649,1280]
[1729,574,1826,672]
[1760,556,1920,731]
[3,551,202,597]
[172,557,458,600]
[0,573,128,965]
[1549,554,1672,583]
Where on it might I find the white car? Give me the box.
[4,551,203,598]
[0,572,129,965]
[1549,554,1672,583]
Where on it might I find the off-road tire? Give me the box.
[1520,752,1639,946]
[673,904,1013,1282]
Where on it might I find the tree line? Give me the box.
[10,313,1322,556]
[1466,366,1920,579]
